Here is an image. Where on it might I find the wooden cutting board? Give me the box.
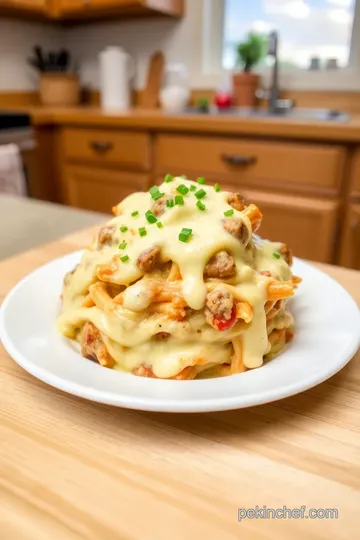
[141,51,165,109]
[1,228,360,539]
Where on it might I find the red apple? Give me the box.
[215,92,232,109]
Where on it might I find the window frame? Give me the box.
[201,0,360,91]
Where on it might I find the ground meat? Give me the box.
[222,218,248,243]
[151,194,172,217]
[205,289,234,326]
[280,244,293,266]
[80,322,114,368]
[204,250,236,279]
[137,245,161,273]
[154,332,171,340]
[227,193,246,212]
[97,225,116,248]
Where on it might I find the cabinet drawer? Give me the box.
[63,165,149,213]
[349,148,360,198]
[339,203,360,270]
[240,188,339,263]
[155,134,345,195]
[62,128,151,171]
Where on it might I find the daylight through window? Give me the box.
[223,0,357,70]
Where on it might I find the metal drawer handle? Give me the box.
[90,141,113,152]
[221,154,257,166]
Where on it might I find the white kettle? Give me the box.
[99,47,135,112]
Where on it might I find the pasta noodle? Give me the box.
[57,176,300,379]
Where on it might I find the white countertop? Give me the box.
[0,195,107,260]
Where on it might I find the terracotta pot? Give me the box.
[39,73,80,107]
[232,72,260,108]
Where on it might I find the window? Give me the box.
[223,0,357,71]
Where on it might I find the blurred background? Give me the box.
[0,0,359,268]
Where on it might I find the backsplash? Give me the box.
[65,4,199,91]
[0,19,62,91]
[0,0,199,92]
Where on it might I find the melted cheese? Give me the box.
[58,177,296,377]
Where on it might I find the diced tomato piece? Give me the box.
[212,306,237,331]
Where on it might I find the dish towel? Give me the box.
[0,144,27,196]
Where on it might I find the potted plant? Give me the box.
[233,32,267,107]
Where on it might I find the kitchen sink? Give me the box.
[181,107,349,122]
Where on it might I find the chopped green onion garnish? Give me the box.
[138,227,147,237]
[175,195,184,205]
[165,174,174,183]
[180,174,187,179]
[156,222,163,229]
[197,177,206,184]
[120,225,128,233]
[145,210,158,224]
[131,211,139,217]
[273,252,281,259]
[195,189,206,200]
[214,183,221,192]
[177,184,189,196]
[196,200,206,211]
[120,255,130,263]
[179,228,192,243]
[166,199,174,208]
[149,185,164,201]
[119,241,127,250]
[224,209,234,217]
[190,185,197,192]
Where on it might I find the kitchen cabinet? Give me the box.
[0,0,48,12]
[30,122,352,265]
[155,134,345,197]
[55,0,84,14]
[1,0,183,18]
[349,147,360,198]
[340,204,360,270]
[63,165,149,213]
[62,128,151,171]
[240,189,339,263]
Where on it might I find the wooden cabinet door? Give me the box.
[339,204,360,270]
[240,189,339,263]
[63,165,149,213]
[349,148,360,198]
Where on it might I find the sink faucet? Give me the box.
[267,31,279,113]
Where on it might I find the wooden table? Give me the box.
[1,228,360,540]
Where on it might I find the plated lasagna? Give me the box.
[57,175,300,379]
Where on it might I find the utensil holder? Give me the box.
[39,73,80,107]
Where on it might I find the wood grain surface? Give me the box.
[1,227,360,540]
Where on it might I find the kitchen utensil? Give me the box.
[27,57,43,73]
[141,51,165,109]
[99,47,135,111]
[34,45,45,72]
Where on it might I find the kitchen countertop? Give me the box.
[1,225,360,539]
[0,195,107,259]
[28,106,360,143]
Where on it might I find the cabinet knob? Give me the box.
[89,141,113,153]
[221,154,257,166]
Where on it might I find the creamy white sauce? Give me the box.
[58,177,296,377]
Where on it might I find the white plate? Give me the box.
[1,251,359,412]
